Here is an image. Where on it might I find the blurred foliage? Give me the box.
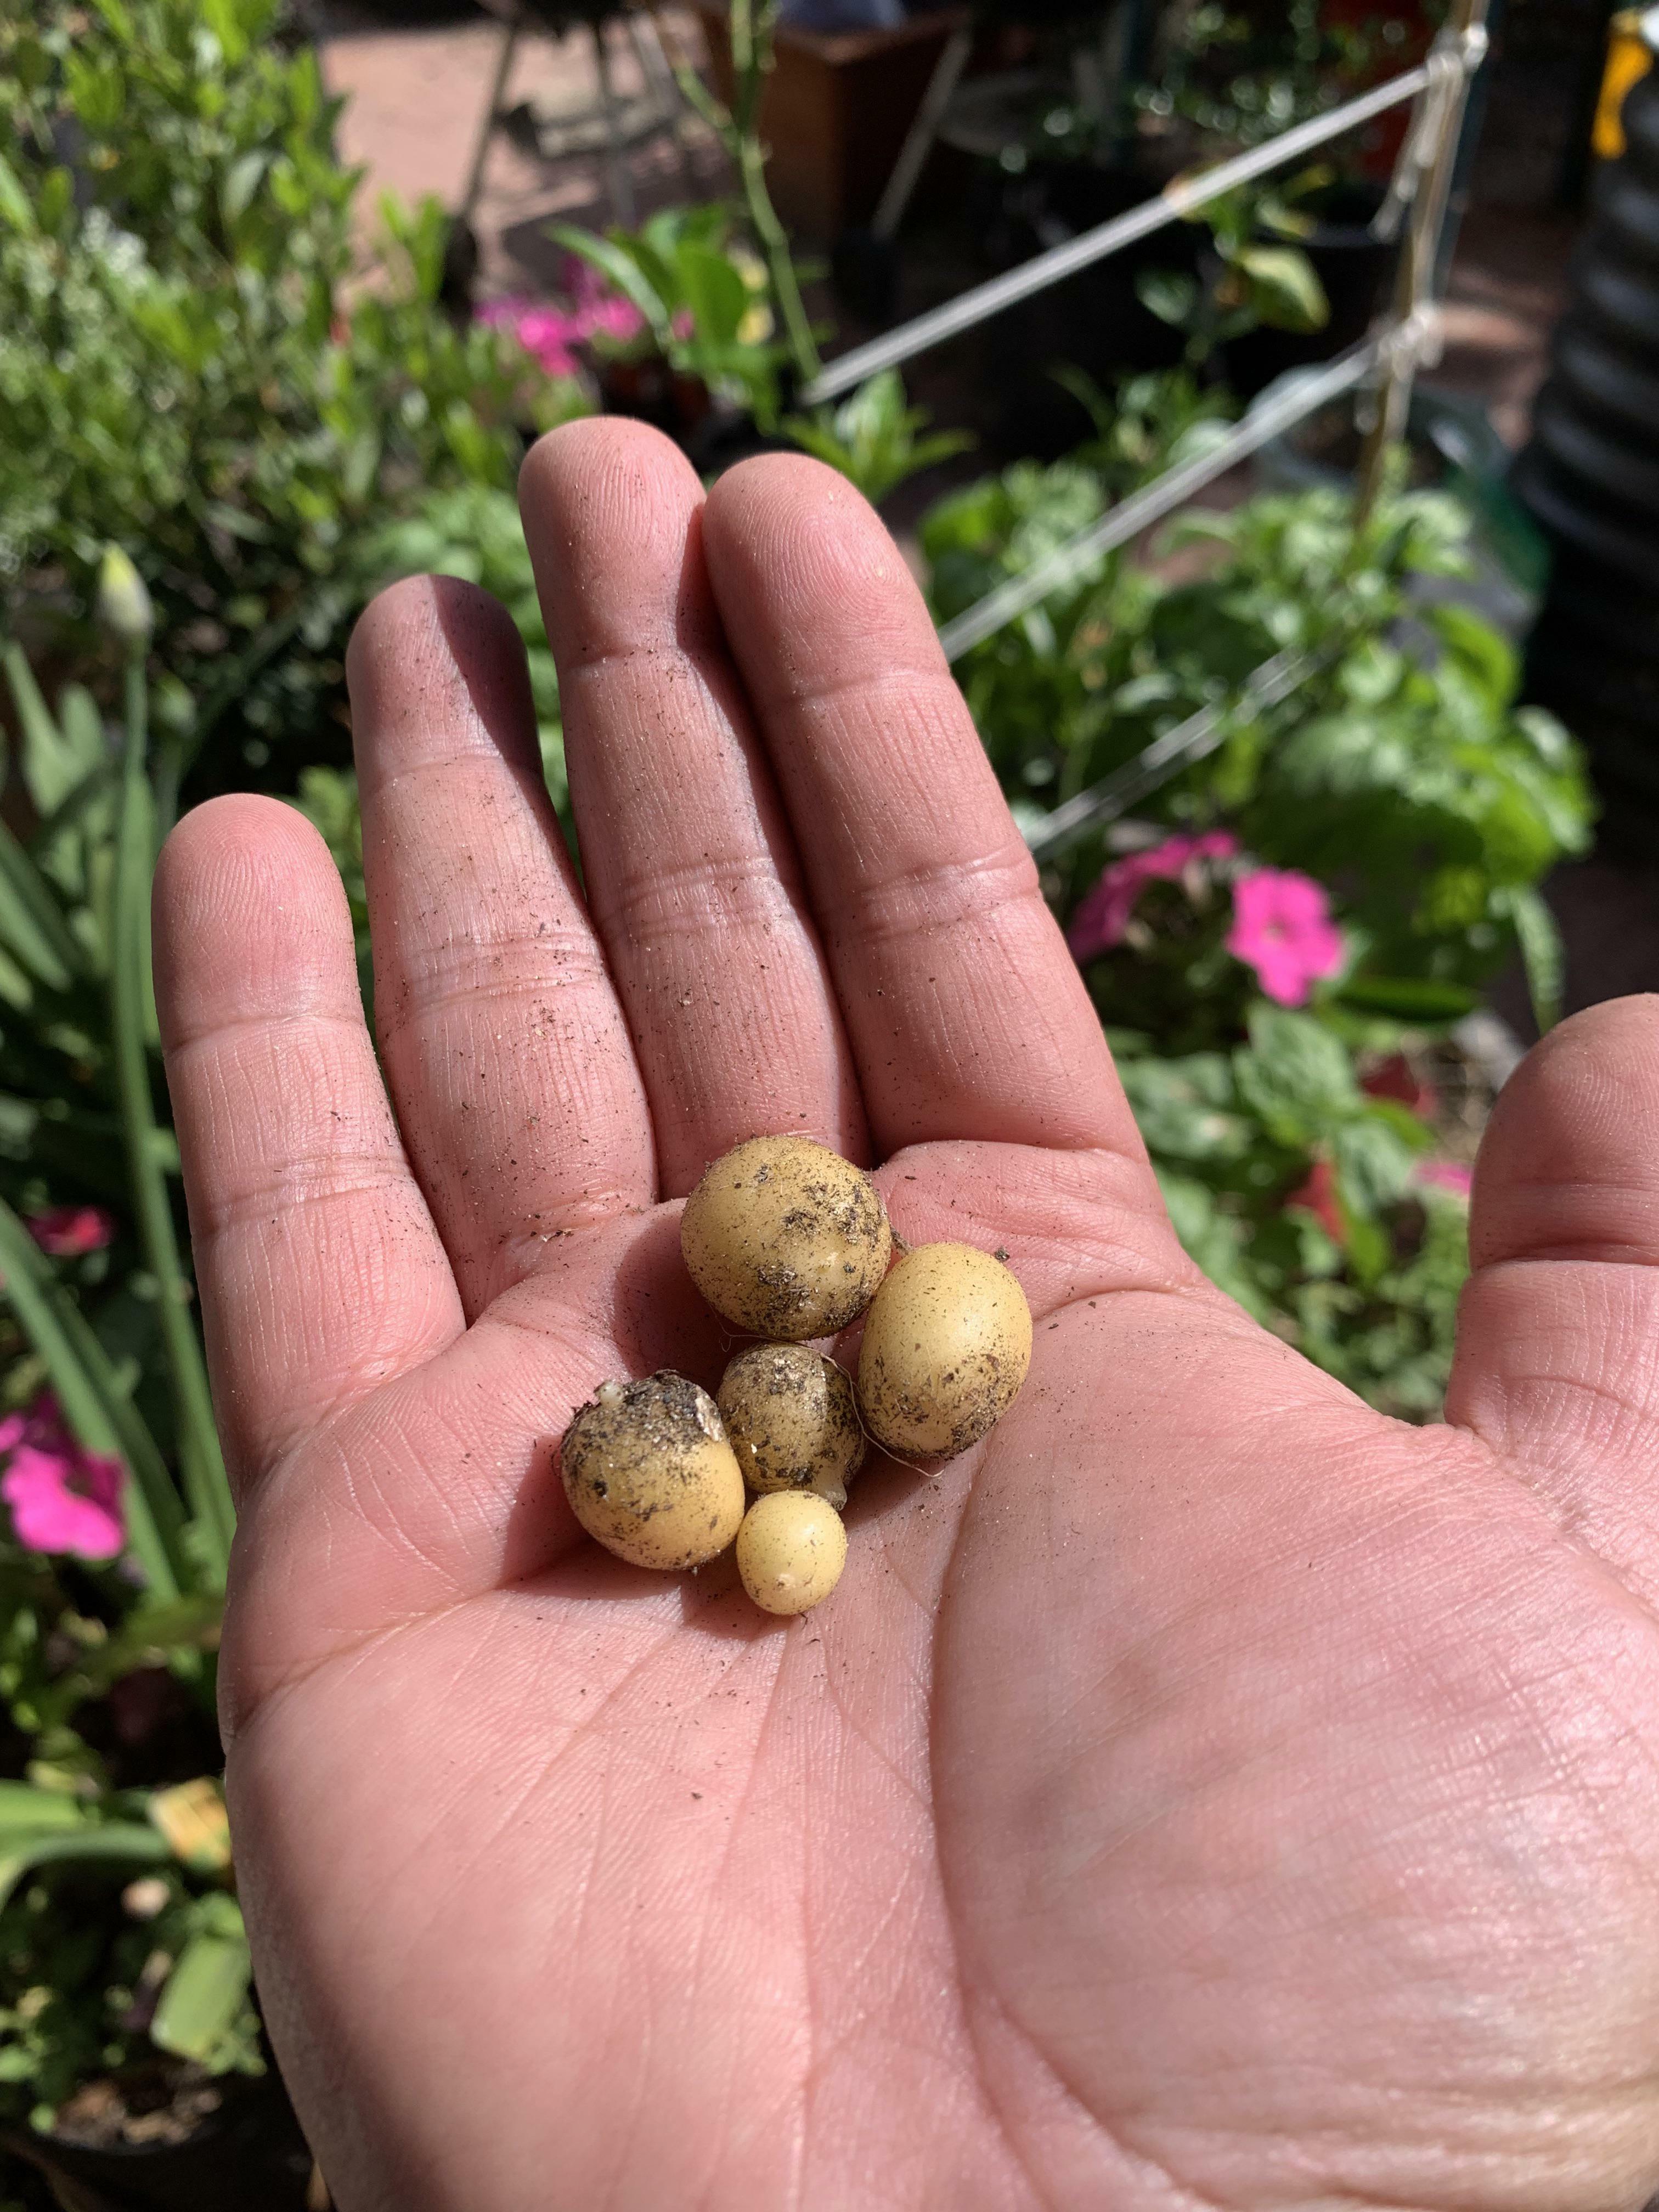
[0,0,585,792]
[553,202,791,430]
[785,371,975,506]
[922,388,1592,1417]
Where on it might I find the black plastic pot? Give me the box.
[1515,39,1659,821]
[4,2073,315,2212]
[1221,181,1397,399]
[976,153,1199,457]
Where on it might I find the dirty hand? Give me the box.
[155,421,1659,2211]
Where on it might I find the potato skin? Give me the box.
[736,1491,848,1616]
[717,1345,866,1508]
[856,1243,1032,1458]
[561,1372,746,1571]
[680,1136,891,1340]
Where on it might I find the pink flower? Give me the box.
[27,1205,117,1257]
[1416,1160,1473,1201]
[1068,832,1240,963]
[1226,868,1345,1007]
[0,1394,125,1561]
[565,259,644,344]
[582,296,646,344]
[476,296,582,379]
[476,277,645,376]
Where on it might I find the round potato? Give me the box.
[717,1344,866,1508]
[560,1372,746,1572]
[856,1243,1032,1458]
[680,1135,891,1340]
[736,1491,848,1616]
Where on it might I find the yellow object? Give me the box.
[1594,9,1659,162]
[149,1777,232,1872]
[736,1491,848,1616]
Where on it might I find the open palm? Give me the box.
[155,422,1659,2211]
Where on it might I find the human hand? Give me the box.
[155,421,1659,2211]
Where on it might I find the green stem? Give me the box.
[112,648,234,1582]
[0,1198,183,1600]
[671,0,820,386]
[737,139,820,384]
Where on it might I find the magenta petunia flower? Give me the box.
[27,1205,117,1257]
[1416,1159,1473,1200]
[477,270,646,380]
[1067,831,1240,963]
[0,1393,125,1561]
[1226,868,1345,1007]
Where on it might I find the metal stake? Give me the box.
[1355,0,1491,521]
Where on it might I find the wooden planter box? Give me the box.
[693,5,970,240]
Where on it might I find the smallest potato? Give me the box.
[561,1372,746,1572]
[718,1345,866,1509]
[736,1491,848,1616]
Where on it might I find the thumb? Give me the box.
[1446,995,1659,1595]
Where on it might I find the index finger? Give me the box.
[699,456,1139,1159]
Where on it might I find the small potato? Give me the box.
[561,1372,746,1572]
[681,1135,891,1340]
[736,1491,848,1616]
[857,1243,1032,1458]
[717,1345,866,1509]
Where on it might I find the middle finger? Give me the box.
[520,420,867,1189]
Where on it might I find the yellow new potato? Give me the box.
[736,1491,848,1616]
[717,1344,866,1508]
[560,1372,745,1572]
[680,1135,891,1340]
[856,1243,1032,1458]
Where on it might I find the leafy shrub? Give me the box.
[784,371,974,506]
[922,408,1590,1420]
[926,459,1591,1023]
[0,0,585,790]
[0,634,252,2137]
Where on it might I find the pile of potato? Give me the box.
[560,1137,1032,1616]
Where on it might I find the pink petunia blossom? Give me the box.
[1415,1159,1473,1200]
[0,1393,125,1561]
[27,1205,117,1257]
[1226,868,1345,1007]
[476,270,646,380]
[476,296,583,379]
[1067,831,1240,963]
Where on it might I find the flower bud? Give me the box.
[96,546,153,644]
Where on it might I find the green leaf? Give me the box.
[151,1911,253,2063]
[1235,1007,1357,1138]
[0,153,35,235]
[1136,269,1200,330]
[0,819,84,991]
[0,1824,170,1916]
[1332,1115,1417,1217]
[1504,884,1564,1035]
[4,645,88,821]
[1235,244,1329,334]
[676,244,749,349]
[0,1785,84,1837]
[1335,975,1480,1023]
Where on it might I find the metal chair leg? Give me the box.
[460,16,522,224]
[634,11,702,196]
[590,19,637,228]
